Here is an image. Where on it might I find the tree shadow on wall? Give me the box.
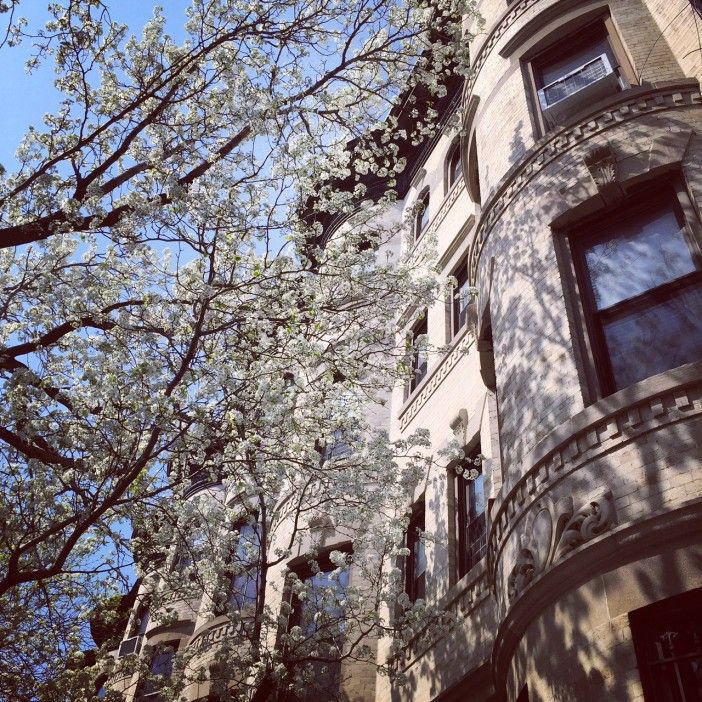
[389,111,702,702]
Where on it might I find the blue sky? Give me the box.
[0,2,188,169]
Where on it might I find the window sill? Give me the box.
[407,179,468,263]
[445,558,488,609]
[535,79,698,141]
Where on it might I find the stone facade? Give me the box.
[110,1,702,700]
[379,1,702,701]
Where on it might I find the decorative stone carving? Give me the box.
[584,144,616,187]
[504,491,617,605]
[192,621,237,650]
[554,490,617,562]
[584,143,623,204]
[449,408,469,443]
[507,547,535,603]
[488,373,702,582]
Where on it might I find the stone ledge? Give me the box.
[491,498,702,688]
[398,326,475,430]
[188,615,253,652]
[487,360,702,584]
[465,0,545,99]
[397,564,490,672]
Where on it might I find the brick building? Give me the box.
[109,1,702,700]
[381,1,702,700]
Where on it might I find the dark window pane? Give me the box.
[631,589,702,702]
[413,534,427,580]
[411,316,428,391]
[448,146,461,187]
[602,283,702,389]
[469,472,486,519]
[467,511,487,570]
[136,608,150,635]
[230,523,260,610]
[406,506,426,601]
[415,189,430,240]
[539,36,610,88]
[584,205,694,310]
[299,569,349,638]
[455,449,486,579]
[453,264,470,336]
[151,648,175,678]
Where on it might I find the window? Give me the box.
[408,314,428,395]
[467,135,481,205]
[286,550,351,700]
[451,258,471,338]
[568,184,702,396]
[138,641,178,698]
[124,597,150,642]
[414,188,430,241]
[630,587,702,701]
[325,427,353,460]
[452,445,486,580]
[228,521,260,611]
[446,141,462,191]
[405,502,426,602]
[525,17,634,133]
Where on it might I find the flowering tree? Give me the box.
[0,0,472,699]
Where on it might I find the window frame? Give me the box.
[522,14,636,137]
[216,518,261,615]
[283,546,353,700]
[450,257,471,339]
[414,187,431,242]
[405,500,426,602]
[449,444,487,582]
[406,312,429,397]
[137,640,179,698]
[467,134,481,205]
[557,178,702,402]
[629,587,702,702]
[445,139,462,193]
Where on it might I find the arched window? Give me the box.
[414,187,430,241]
[446,141,462,191]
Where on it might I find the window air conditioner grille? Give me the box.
[539,54,613,109]
[118,634,143,657]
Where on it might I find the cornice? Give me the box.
[487,361,702,588]
[467,80,702,284]
[398,564,490,672]
[188,615,252,652]
[465,0,545,100]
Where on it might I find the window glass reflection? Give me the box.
[603,284,702,390]
[230,523,260,610]
[584,206,694,310]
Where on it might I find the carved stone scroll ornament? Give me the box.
[507,547,536,604]
[554,490,617,562]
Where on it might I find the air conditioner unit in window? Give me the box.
[538,53,622,125]
[117,634,144,658]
